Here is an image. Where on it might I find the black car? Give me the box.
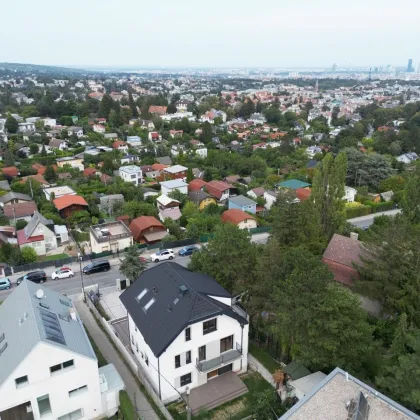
[178,245,199,256]
[83,260,111,275]
[17,271,47,285]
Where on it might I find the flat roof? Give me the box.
[280,368,419,420]
[164,164,188,174]
[44,186,76,196]
[119,165,141,174]
[160,179,188,188]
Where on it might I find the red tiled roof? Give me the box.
[1,166,19,177]
[205,180,231,199]
[152,163,166,171]
[83,167,97,177]
[112,140,126,148]
[221,209,256,225]
[3,202,37,218]
[20,174,47,185]
[189,179,207,192]
[53,195,88,211]
[148,105,167,115]
[129,216,164,241]
[17,229,44,245]
[296,187,311,201]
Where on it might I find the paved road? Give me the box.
[347,209,401,228]
[0,255,191,301]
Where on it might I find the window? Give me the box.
[198,345,206,361]
[50,359,74,374]
[186,351,191,365]
[136,288,148,302]
[175,355,181,369]
[180,373,192,387]
[15,375,28,387]
[69,385,88,398]
[203,318,217,335]
[185,327,191,342]
[58,409,83,420]
[143,297,155,313]
[37,394,52,416]
[220,335,233,353]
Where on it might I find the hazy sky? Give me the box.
[1,0,418,68]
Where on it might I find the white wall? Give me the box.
[129,312,248,403]
[0,342,103,420]
[90,235,133,254]
[264,192,277,210]
[237,219,258,230]
[161,185,188,196]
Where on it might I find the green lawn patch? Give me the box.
[84,327,108,367]
[249,342,281,373]
[167,372,285,420]
[119,390,137,420]
[39,253,70,262]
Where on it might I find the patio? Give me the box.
[187,372,248,414]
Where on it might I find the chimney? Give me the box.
[69,308,77,321]
[350,232,359,241]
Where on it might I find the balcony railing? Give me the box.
[90,226,132,243]
[196,343,242,373]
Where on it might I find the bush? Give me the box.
[15,220,28,230]
[345,205,372,219]
[371,201,395,213]
[21,247,38,263]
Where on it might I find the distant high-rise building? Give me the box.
[332,63,337,72]
[407,58,413,72]
[315,79,319,93]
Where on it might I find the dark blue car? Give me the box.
[178,245,199,256]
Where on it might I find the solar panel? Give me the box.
[39,308,66,346]
[354,392,369,420]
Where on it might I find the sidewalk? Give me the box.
[74,295,161,420]
[248,354,276,388]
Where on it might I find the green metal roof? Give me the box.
[277,179,311,190]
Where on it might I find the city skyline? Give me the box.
[1,0,419,68]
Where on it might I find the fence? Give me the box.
[249,323,289,365]
[85,296,174,420]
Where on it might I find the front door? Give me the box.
[218,364,233,376]
[207,369,218,380]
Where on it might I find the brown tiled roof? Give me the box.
[112,140,126,148]
[189,179,207,192]
[3,201,37,219]
[225,175,241,184]
[251,187,265,197]
[205,180,231,199]
[323,234,363,268]
[152,163,167,171]
[148,105,167,115]
[53,195,88,210]
[1,166,19,177]
[129,216,165,241]
[20,174,47,185]
[296,188,311,201]
[83,167,97,177]
[221,209,255,225]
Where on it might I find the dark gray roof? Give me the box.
[0,180,11,191]
[0,280,96,386]
[228,194,257,207]
[0,191,32,204]
[120,263,247,357]
[188,190,212,205]
[156,156,172,165]
[24,211,54,238]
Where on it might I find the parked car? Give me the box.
[139,256,149,263]
[150,249,175,262]
[52,268,74,280]
[83,260,111,275]
[16,271,47,285]
[178,245,199,256]
[0,277,11,290]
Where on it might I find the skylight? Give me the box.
[39,308,66,346]
[136,288,148,302]
[143,298,156,313]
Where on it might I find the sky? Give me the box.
[1,0,419,69]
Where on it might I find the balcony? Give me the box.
[196,343,242,373]
[90,221,132,243]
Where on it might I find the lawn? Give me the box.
[167,372,285,420]
[39,253,70,262]
[84,327,108,367]
[249,342,282,373]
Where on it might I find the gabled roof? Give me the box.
[222,209,256,225]
[188,190,214,205]
[3,201,37,219]
[156,156,172,165]
[0,191,32,204]
[24,211,54,238]
[205,180,231,199]
[0,280,96,386]
[322,234,364,268]
[296,188,311,201]
[120,263,247,357]
[1,166,19,177]
[189,179,207,192]
[229,195,257,207]
[53,195,88,210]
[277,179,311,190]
[160,179,188,189]
[129,216,164,241]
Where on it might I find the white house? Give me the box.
[93,124,106,134]
[343,186,357,203]
[42,118,56,127]
[119,165,143,186]
[195,147,208,158]
[44,186,77,201]
[171,144,186,157]
[90,221,133,254]
[126,136,142,148]
[67,126,84,138]
[120,263,249,403]
[306,146,322,158]
[396,152,418,164]
[160,179,188,196]
[17,212,57,256]
[0,281,124,420]
[263,190,277,210]
[18,122,35,133]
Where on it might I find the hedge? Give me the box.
[371,201,395,213]
[345,205,372,219]
[119,390,136,420]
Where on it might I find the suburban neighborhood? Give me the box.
[1,53,420,420]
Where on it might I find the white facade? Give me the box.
[42,118,56,127]
[90,221,133,254]
[20,222,57,256]
[343,186,357,203]
[264,191,277,210]
[18,122,35,133]
[128,311,248,403]
[119,165,143,186]
[160,180,188,196]
[237,218,258,230]
[195,147,208,158]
